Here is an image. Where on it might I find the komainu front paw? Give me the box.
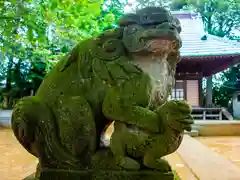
[176,114,194,132]
[118,157,140,170]
[158,100,192,114]
[156,100,194,132]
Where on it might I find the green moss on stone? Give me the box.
[13,6,192,180]
[173,171,180,180]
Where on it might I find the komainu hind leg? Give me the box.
[11,96,71,163]
[11,96,43,157]
[110,122,140,170]
[53,95,97,164]
[143,135,172,171]
[143,152,172,172]
[11,95,95,169]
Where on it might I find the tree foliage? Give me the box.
[134,0,188,10]
[187,0,240,37]
[1,0,240,109]
[0,0,125,108]
[134,0,170,9]
[212,65,240,109]
[170,0,188,10]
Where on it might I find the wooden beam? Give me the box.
[202,56,240,77]
[175,73,202,80]
[179,55,240,77]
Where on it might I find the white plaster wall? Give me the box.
[186,80,199,106]
[0,110,12,127]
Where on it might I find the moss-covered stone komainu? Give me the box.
[11,6,193,180]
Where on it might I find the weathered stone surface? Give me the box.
[11,6,193,180]
[39,169,173,180]
[39,149,173,180]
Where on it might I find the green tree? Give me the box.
[133,0,188,10]
[187,0,240,37]
[0,0,125,108]
[212,65,240,108]
[135,0,170,9]
[170,0,188,10]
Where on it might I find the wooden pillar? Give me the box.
[183,80,187,100]
[199,79,203,106]
[174,79,177,99]
[206,76,213,107]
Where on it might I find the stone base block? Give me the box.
[24,149,174,180]
[39,168,174,180]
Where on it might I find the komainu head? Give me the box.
[118,6,182,59]
[117,7,182,104]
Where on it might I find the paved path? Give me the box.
[2,119,240,180]
[178,135,240,180]
[0,128,38,180]
[198,136,240,167]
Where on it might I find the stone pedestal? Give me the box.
[39,169,173,180]
[24,149,174,180]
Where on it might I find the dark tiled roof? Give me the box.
[172,11,240,57]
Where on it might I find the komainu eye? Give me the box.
[139,37,146,44]
[143,15,148,20]
[125,25,143,35]
[131,27,137,32]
